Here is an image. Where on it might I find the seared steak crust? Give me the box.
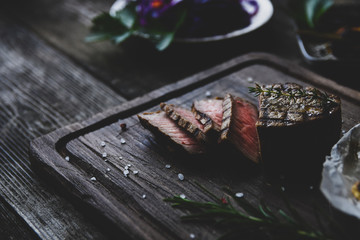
[160,102,207,142]
[256,83,342,183]
[256,83,341,127]
[138,111,206,154]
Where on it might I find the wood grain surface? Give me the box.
[30,53,360,239]
[0,16,125,239]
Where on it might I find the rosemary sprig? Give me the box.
[164,188,337,240]
[248,83,337,106]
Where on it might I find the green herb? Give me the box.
[289,0,334,29]
[164,186,345,240]
[85,2,186,51]
[248,83,337,107]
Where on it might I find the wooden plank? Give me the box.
[30,53,360,239]
[2,0,308,99]
[0,196,40,240]
[0,17,126,239]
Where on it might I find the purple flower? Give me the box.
[137,0,184,25]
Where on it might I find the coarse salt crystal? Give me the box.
[165,164,171,169]
[247,77,254,83]
[180,194,186,199]
[64,156,70,162]
[102,152,107,158]
[90,177,96,181]
[178,173,184,181]
[119,156,123,160]
[281,186,286,192]
[100,141,106,147]
[125,166,129,170]
[123,169,129,176]
[106,168,111,172]
[205,91,211,97]
[133,170,139,175]
[235,192,244,198]
[120,138,126,144]
[142,194,146,199]
[127,164,131,167]
[190,233,195,239]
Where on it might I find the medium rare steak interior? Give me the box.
[192,98,223,132]
[254,83,341,182]
[138,111,206,155]
[219,94,260,163]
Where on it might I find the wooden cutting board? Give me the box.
[30,53,360,240]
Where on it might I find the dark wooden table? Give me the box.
[1,0,359,239]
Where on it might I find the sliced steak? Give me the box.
[192,98,223,132]
[160,102,207,142]
[220,94,260,163]
[138,111,206,154]
[255,83,341,182]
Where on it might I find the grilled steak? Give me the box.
[255,83,341,182]
[192,98,223,132]
[160,102,207,142]
[138,111,206,154]
[220,94,260,163]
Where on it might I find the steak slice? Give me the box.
[255,83,341,182]
[138,111,206,154]
[220,94,260,163]
[192,98,223,132]
[160,102,207,142]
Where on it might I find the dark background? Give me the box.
[0,0,358,239]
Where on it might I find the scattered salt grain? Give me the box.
[102,152,107,158]
[125,166,129,170]
[100,141,106,147]
[90,177,96,181]
[165,164,171,169]
[120,138,126,144]
[205,91,211,97]
[123,169,129,176]
[127,164,131,167]
[119,156,123,160]
[180,194,186,199]
[142,194,146,199]
[106,168,111,172]
[190,233,196,239]
[133,170,139,175]
[178,173,184,181]
[342,130,346,134]
[235,192,244,198]
[64,156,70,162]
[281,186,286,192]
[247,77,254,83]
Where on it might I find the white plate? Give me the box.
[110,0,274,43]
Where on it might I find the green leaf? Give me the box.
[289,0,334,29]
[143,8,187,51]
[86,13,129,43]
[115,3,137,29]
[304,0,334,28]
[112,31,131,44]
[154,32,175,51]
[85,32,113,42]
